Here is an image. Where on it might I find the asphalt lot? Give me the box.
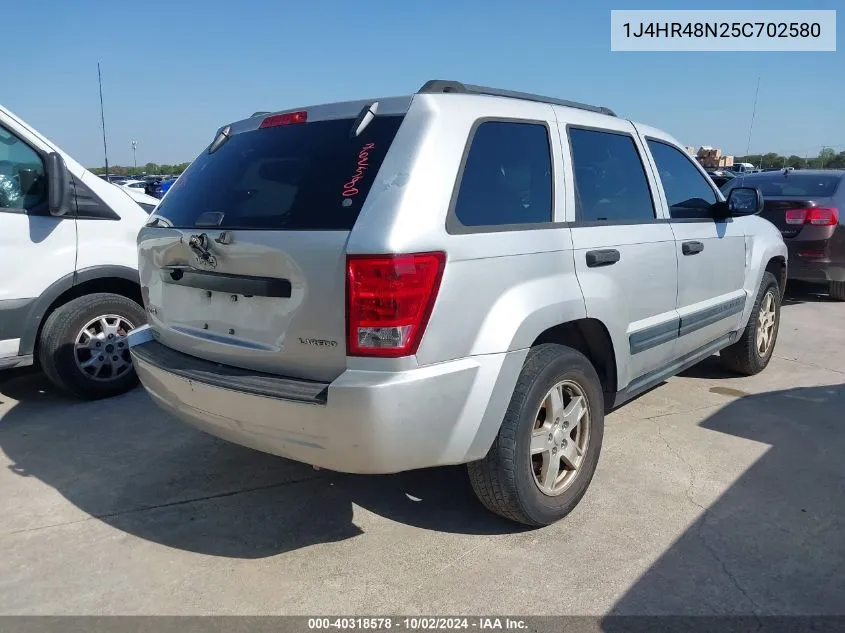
[1,285,843,616]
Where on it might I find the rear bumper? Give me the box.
[129,326,520,474]
[786,228,845,283]
[786,250,845,283]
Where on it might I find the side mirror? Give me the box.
[726,186,763,217]
[46,152,71,216]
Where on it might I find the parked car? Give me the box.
[158,177,176,197]
[733,162,758,174]
[128,80,787,526]
[142,179,163,199]
[723,169,844,300]
[707,170,736,188]
[120,179,147,192]
[99,173,129,184]
[0,104,158,398]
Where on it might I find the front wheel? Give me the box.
[467,344,605,527]
[38,292,146,400]
[720,271,781,376]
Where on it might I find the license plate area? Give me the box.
[160,284,291,347]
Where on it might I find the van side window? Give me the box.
[646,139,718,219]
[569,128,655,223]
[0,125,47,212]
[453,121,553,227]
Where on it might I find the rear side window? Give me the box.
[453,121,553,227]
[646,139,718,219]
[569,128,655,223]
[152,116,404,230]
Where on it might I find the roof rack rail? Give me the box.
[417,80,616,117]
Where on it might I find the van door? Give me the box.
[640,133,747,357]
[558,113,679,392]
[137,99,411,382]
[0,122,76,361]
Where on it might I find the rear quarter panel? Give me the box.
[347,94,588,365]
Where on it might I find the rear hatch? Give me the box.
[138,100,409,382]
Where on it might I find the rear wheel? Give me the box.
[467,344,605,527]
[720,272,780,376]
[38,293,146,400]
[830,281,845,301]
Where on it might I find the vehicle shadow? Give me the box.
[782,280,838,306]
[603,382,845,621]
[0,371,521,560]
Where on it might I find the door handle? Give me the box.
[586,249,621,268]
[682,241,704,256]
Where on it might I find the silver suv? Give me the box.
[129,81,787,526]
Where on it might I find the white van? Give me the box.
[0,104,159,399]
[732,162,757,174]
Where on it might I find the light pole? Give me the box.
[131,140,138,170]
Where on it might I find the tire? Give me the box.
[38,293,146,400]
[467,344,605,527]
[719,272,781,376]
[830,281,845,301]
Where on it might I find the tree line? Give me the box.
[733,147,845,170]
[87,147,845,176]
[88,162,191,177]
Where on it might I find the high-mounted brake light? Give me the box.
[785,207,839,226]
[259,110,308,128]
[346,253,446,358]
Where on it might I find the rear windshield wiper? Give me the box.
[349,101,379,138]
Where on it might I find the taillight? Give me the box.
[346,253,446,358]
[807,207,839,226]
[259,110,307,128]
[785,209,807,225]
[785,207,839,226]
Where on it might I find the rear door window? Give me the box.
[152,115,404,230]
[568,128,655,223]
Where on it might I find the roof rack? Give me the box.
[417,80,616,117]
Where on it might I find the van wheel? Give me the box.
[830,281,845,301]
[38,293,146,400]
[467,344,605,527]
[720,271,780,376]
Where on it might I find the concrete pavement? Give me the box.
[1,286,843,615]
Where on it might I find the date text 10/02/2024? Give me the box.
[307,618,528,630]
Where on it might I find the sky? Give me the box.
[3,0,842,167]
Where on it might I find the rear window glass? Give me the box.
[725,173,841,198]
[152,115,404,230]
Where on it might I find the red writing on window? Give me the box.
[342,143,376,198]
